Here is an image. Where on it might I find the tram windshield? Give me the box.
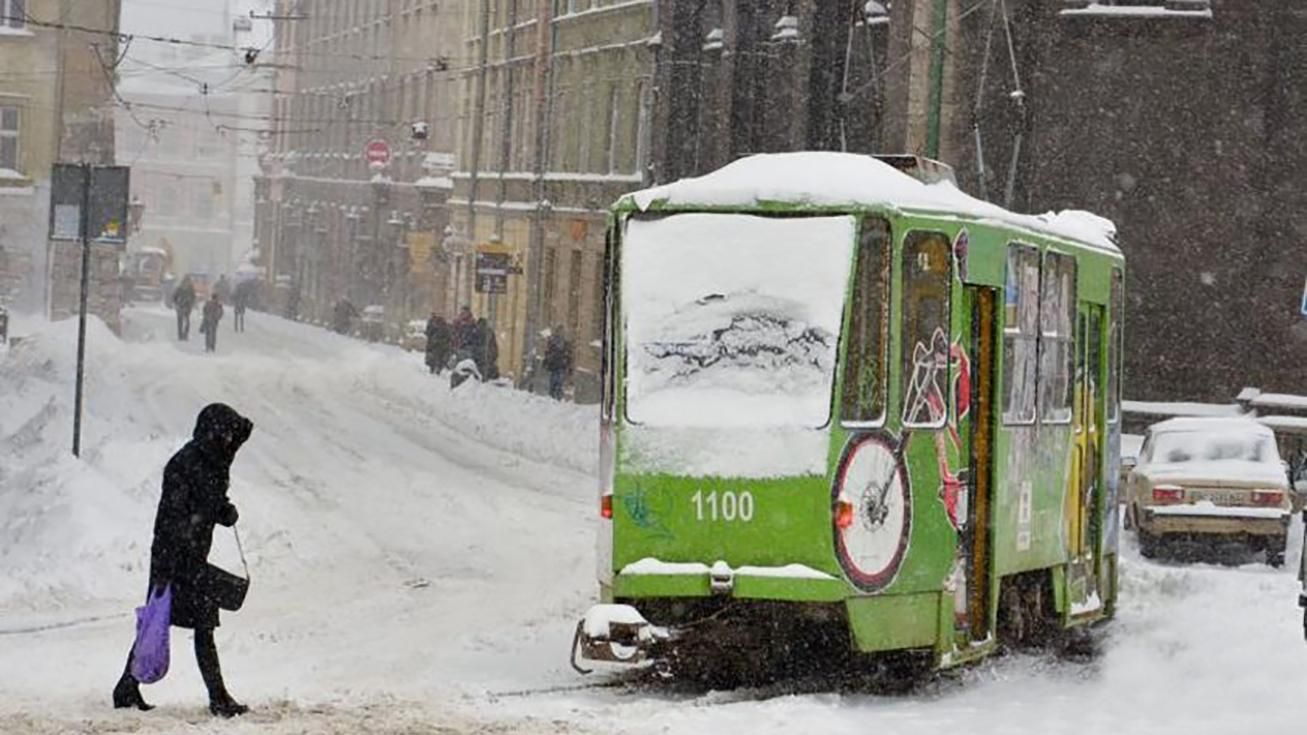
[622,213,855,429]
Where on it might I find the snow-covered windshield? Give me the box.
[621,213,855,428]
[1149,430,1280,465]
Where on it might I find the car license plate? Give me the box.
[1192,491,1241,505]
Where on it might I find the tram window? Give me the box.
[1002,245,1040,425]
[1107,268,1124,424]
[1039,252,1076,424]
[901,231,951,429]
[841,218,891,426]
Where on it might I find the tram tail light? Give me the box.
[600,492,613,519]
[1152,485,1184,504]
[835,496,855,529]
[1251,490,1284,507]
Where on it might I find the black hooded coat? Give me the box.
[149,404,253,629]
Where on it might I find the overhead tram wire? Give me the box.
[0,13,483,68]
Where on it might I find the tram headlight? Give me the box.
[835,493,855,529]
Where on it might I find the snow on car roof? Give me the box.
[1250,393,1307,411]
[1148,416,1275,437]
[1256,415,1307,432]
[1122,400,1244,418]
[620,152,1120,254]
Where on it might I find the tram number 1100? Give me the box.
[691,490,755,522]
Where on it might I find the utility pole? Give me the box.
[492,0,520,325]
[72,164,91,458]
[523,0,554,385]
[467,1,493,242]
[925,0,949,159]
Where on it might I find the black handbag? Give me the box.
[204,526,250,612]
[203,563,249,612]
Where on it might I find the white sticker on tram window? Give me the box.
[1017,480,1033,552]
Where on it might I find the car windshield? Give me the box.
[622,213,855,429]
[1149,430,1279,465]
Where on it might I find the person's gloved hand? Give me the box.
[217,502,239,527]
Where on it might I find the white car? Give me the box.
[1125,417,1292,566]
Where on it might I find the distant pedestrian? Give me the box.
[424,313,451,374]
[112,403,254,718]
[473,318,500,381]
[172,276,196,341]
[231,281,250,333]
[332,298,359,335]
[451,305,476,353]
[200,295,224,353]
[543,326,573,400]
[213,275,231,304]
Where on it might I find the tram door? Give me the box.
[1070,306,1106,596]
[964,287,997,642]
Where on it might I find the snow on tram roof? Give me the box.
[622,152,1120,254]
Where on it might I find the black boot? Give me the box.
[113,651,155,711]
[196,628,248,717]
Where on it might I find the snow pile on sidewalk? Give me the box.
[0,317,164,610]
[0,310,597,615]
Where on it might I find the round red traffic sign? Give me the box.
[364,139,391,166]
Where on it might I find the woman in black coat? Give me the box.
[113,403,253,717]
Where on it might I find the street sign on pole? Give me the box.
[49,163,132,457]
[364,139,392,167]
[475,243,522,295]
[49,164,89,241]
[89,166,130,245]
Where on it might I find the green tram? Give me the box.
[573,152,1125,676]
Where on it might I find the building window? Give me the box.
[0,106,18,171]
[1003,244,1040,424]
[603,83,619,174]
[901,231,952,429]
[1039,251,1076,424]
[841,217,891,426]
[4,0,26,29]
[543,246,558,325]
[568,248,583,338]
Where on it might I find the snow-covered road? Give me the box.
[1,308,1303,734]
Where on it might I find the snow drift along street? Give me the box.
[0,308,1303,734]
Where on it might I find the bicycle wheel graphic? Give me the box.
[833,433,912,592]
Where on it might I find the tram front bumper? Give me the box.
[610,559,849,602]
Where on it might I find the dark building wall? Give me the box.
[946,2,1307,402]
[653,0,889,182]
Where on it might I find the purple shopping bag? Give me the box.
[130,585,172,684]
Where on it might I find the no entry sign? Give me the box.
[364,139,391,167]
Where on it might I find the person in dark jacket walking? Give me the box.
[231,281,250,333]
[172,277,196,341]
[113,403,254,718]
[424,313,451,374]
[332,298,359,335]
[543,326,572,400]
[213,275,231,304]
[200,295,224,353]
[473,318,500,381]
[450,305,476,353]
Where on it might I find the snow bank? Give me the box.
[0,309,597,616]
[0,317,162,609]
